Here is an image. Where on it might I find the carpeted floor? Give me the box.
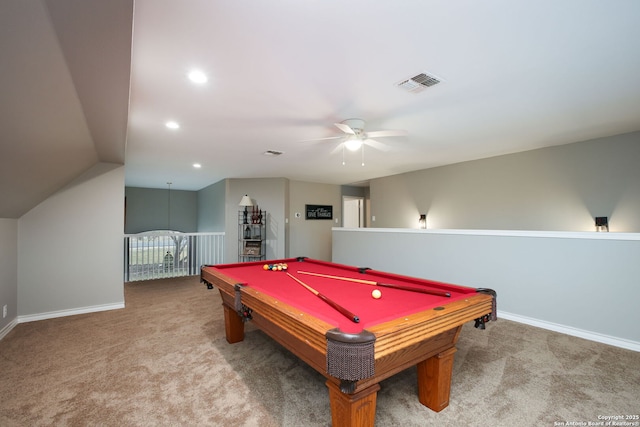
[1,276,638,426]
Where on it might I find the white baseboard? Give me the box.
[498,311,640,352]
[17,302,125,324]
[0,303,124,342]
[0,318,19,341]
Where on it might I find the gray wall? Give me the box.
[4,131,638,338]
[222,179,342,262]
[18,163,125,317]
[289,181,342,260]
[197,179,226,232]
[370,131,640,232]
[0,219,18,335]
[333,228,640,349]
[125,187,197,233]
[225,178,288,263]
[126,178,344,263]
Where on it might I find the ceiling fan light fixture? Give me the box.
[345,137,363,152]
[187,69,208,84]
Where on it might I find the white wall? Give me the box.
[370,132,640,232]
[18,163,124,318]
[0,219,18,335]
[333,228,640,350]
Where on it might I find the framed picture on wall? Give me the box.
[305,204,333,220]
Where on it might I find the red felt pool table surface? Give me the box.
[210,257,477,333]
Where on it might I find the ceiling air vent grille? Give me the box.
[397,72,441,93]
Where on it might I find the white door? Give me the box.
[343,197,364,228]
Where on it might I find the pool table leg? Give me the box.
[417,346,457,412]
[222,302,245,343]
[326,380,380,427]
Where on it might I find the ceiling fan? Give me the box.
[303,119,408,158]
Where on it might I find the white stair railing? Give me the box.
[124,231,224,282]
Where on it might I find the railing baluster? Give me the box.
[124,231,225,282]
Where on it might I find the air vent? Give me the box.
[263,150,283,156]
[397,72,441,93]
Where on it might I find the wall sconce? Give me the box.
[595,216,609,232]
[419,214,427,229]
[239,194,253,224]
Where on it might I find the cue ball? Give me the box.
[371,289,382,299]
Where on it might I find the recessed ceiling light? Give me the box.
[188,70,208,84]
[165,121,180,129]
[193,163,201,168]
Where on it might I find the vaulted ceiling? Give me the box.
[0,0,132,217]
[2,1,640,218]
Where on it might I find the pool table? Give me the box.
[201,257,496,427]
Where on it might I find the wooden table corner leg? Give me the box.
[326,380,380,427]
[417,346,457,412]
[222,302,245,343]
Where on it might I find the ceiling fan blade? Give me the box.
[364,138,391,151]
[365,129,408,138]
[298,136,344,143]
[334,122,355,135]
[330,143,345,155]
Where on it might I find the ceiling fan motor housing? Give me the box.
[342,118,365,135]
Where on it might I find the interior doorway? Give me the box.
[343,196,364,228]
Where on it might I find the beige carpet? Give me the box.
[1,276,638,426]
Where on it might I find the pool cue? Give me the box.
[286,273,360,323]
[297,270,451,297]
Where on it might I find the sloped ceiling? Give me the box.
[2,1,640,219]
[0,0,132,218]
